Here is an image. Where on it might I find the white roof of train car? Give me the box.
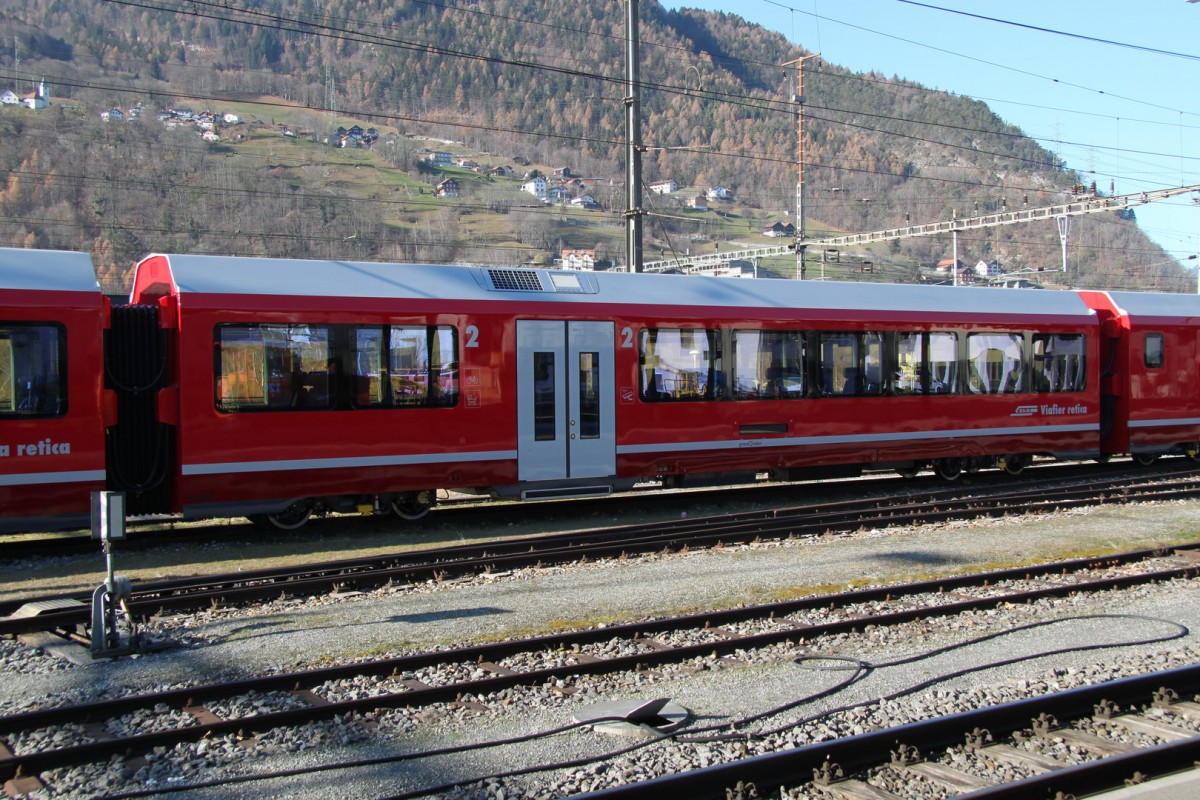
[0,248,99,293]
[1103,290,1200,321]
[138,253,1096,319]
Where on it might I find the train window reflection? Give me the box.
[216,323,458,412]
[0,324,67,418]
[732,330,805,399]
[639,328,722,402]
[818,332,883,397]
[1033,334,1086,392]
[967,333,1024,394]
[895,332,957,395]
[216,324,331,411]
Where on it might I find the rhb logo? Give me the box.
[1011,405,1038,417]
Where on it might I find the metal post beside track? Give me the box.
[89,491,139,658]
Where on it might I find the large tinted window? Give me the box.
[896,332,958,395]
[216,323,457,412]
[639,328,722,401]
[967,333,1025,394]
[1033,334,1086,392]
[0,324,67,418]
[817,332,884,396]
[733,330,806,399]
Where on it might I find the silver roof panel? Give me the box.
[139,253,1096,318]
[0,248,99,293]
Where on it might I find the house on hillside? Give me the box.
[22,80,49,109]
[706,186,734,201]
[435,178,460,198]
[521,176,548,201]
[559,248,597,270]
[762,222,795,238]
[100,108,124,122]
[688,195,708,211]
[427,151,452,167]
[570,194,600,209]
[649,180,678,195]
[0,90,20,106]
[974,259,1005,280]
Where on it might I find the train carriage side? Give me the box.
[605,276,1102,482]
[0,248,109,533]
[126,255,631,525]
[1080,290,1200,462]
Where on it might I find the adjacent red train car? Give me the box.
[1081,290,1200,462]
[0,248,110,533]
[117,253,1104,528]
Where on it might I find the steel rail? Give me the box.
[3,470,1200,636]
[571,664,1200,799]
[0,553,1195,782]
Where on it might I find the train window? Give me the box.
[895,332,957,395]
[967,333,1025,394]
[378,325,459,409]
[639,328,722,402]
[216,325,332,411]
[533,352,555,441]
[578,352,600,439]
[1033,334,1086,392]
[0,324,67,418]
[1144,333,1164,369]
[352,328,386,407]
[732,331,806,400]
[817,332,884,397]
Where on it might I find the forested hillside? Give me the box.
[0,0,1188,291]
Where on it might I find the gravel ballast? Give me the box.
[1,498,1199,799]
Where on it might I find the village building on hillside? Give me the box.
[649,179,678,195]
[1,81,49,109]
[22,80,49,109]
[435,178,460,198]
[559,248,597,270]
[521,176,548,201]
[762,222,796,238]
[706,186,734,201]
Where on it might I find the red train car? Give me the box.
[0,248,110,533]
[117,253,1104,528]
[1081,290,1200,462]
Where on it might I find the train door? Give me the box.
[516,320,615,482]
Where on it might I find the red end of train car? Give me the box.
[0,248,108,533]
[1080,290,1200,461]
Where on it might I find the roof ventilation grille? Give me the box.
[486,268,545,292]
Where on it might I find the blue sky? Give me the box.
[661,0,1200,270]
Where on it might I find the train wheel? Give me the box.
[392,492,433,520]
[934,459,963,481]
[1000,455,1028,476]
[250,502,313,530]
[1133,452,1159,467]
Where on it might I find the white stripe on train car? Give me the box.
[0,470,106,486]
[1129,418,1200,428]
[617,423,1098,455]
[182,450,518,476]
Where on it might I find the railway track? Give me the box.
[0,460,1192,563]
[0,546,1196,796]
[578,664,1200,800]
[3,464,1200,639]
